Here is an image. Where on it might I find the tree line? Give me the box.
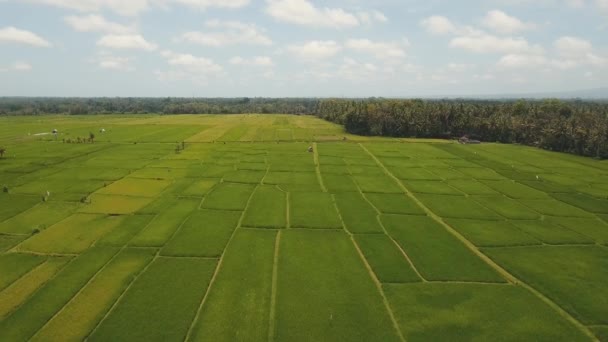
[1,97,607,158]
[317,99,608,159]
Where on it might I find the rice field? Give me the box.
[0,114,607,341]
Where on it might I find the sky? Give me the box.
[0,0,607,97]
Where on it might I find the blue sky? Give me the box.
[0,0,607,97]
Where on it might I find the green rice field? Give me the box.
[0,114,607,341]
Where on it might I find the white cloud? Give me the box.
[0,26,51,47]
[287,40,342,60]
[357,10,388,25]
[229,56,274,66]
[337,58,379,80]
[447,63,474,72]
[420,15,456,35]
[64,15,135,34]
[178,20,272,47]
[344,39,407,59]
[97,34,157,51]
[450,33,542,54]
[597,0,608,11]
[25,0,249,16]
[160,50,223,74]
[497,54,547,68]
[0,61,33,72]
[25,0,149,16]
[266,0,359,28]
[554,36,593,57]
[95,54,135,71]
[481,10,535,34]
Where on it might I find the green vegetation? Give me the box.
[382,215,504,282]
[275,230,400,341]
[89,257,217,342]
[242,186,286,228]
[290,192,342,229]
[189,229,276,342]
[354,234,421,283]
[485,246,608,325]
[1,114,606,340]
[385,283,588,341]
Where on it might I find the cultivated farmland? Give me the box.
[0,114,607,341]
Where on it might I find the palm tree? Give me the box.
[0,147,5,158]
[89,132,95,143]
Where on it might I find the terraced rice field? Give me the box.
[0,114,607,341]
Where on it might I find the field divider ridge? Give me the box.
[359,143,599,341]
[30,247,123,341]
[183,184,260,341]
[313,142,327,192]
[330,194,406,342]
[267,230,281,342]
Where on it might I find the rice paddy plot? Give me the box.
[289,192,342,229]
[96,214,156,247]
[382,215,505,282]
[485,246,608,325]
[188,229,276,342]
[544,217,608,244]
[0,194,40,222]
[162,209,240,257]
[275,230,401,341]
[446,180,499,195]
[0,253,47,291]
[416,194,503,220]
[202,183,256,211]
[0,235,27,253]
[80,194,154,215]
[130,198,200,247]
[89,257,217,342]
[353,174,403,194]
[446,219,541,247]
[322,174,360,193]
[334,192,384,233]
[31,248,155,342]
[389,167,443,181]
[404,180,463,195]
[353,234,421,283]
[481,180,550,199]
[223,170,266,184]
[0,247,119,341]
[17,214,127,254]
[97,178,172,198]
[471,195,541,220]
[518,198,595,218]
[508,220,595,245]
[0,201,80,234]
[550,193,608,214]
[242,185,286,228]
[384,283,588,341]
[365,193,426,215]
[0,257,70,320]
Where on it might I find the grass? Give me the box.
[0,247,119,341]
[242,185,286,228]
[189,229,276,342]
[382,214,505,282]
[161,209,241,257]
[334,192,384,233]
[354,234,421,283]
[275,230,401,341]
[384,283,588,341]
[201,183,256,211]
[290,192,343,229]
[485,246,608,325]
[31,248,155,341]
[89,257,217,342]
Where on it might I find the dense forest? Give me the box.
[1,97,607,158]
